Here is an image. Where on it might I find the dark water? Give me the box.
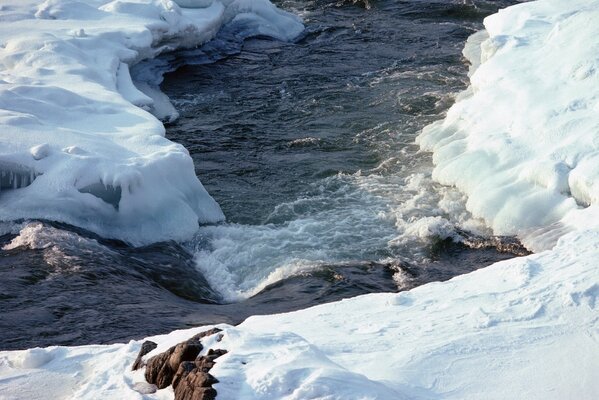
[0,0,522,350]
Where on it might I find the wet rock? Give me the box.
[132,340,157,371]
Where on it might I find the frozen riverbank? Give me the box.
[0,0,302,245]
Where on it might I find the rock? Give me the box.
[145,338,202,389]
[143,329,227,396]
[172,361,196,389]
[195,349,228,373]
[174,371,218,400]
[132,381,157,395]
[145,351,174,389]
[168,341,203,372]
[131,340,157,371]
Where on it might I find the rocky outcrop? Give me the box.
[134,328,226,399]
[145,337,204,389]
[131,340,157,371]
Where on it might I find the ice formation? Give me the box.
[418,0,599,251]
[0,0,303,245]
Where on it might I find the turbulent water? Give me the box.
[0,0,522,350]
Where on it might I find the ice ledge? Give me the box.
[417,0,599,251]
[0,0,303,245]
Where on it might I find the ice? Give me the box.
[418,0,599,251]
[0,0,303,245]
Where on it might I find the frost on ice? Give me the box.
[0,0,303,245]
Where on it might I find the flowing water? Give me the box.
[0,0,523,350]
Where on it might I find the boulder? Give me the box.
[131,340,157,371]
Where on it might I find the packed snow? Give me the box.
[2,0,599,399]
[418,0,599,252]
[0,0,303,245]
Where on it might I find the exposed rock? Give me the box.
[142,329,227,397]
[168,340,204,372]
[131,340,157,371]
[195,349,228,373]
[172,361,196,389]
[145,351,174,389]
[174,371,218,400]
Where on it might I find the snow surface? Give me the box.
[2,0,599,399]
[418,0,599,252]
[0,0,303,245]
[1,229,598,399]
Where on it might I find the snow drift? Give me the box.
[0,0,303,245]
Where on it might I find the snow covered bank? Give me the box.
[0,0,303,245]
[2,229,597,399]
[418,0,599,251]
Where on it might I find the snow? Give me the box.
[418,0,599,252]
[2,230,598,399]
[0,0,303,245]
[2,0,599,399]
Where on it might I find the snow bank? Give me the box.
[418,0,599,251]
[2,229,598,399]
[0,0,303,245]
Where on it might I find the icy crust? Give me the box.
[2,229,598,399]
[0,0,303,245]
[418,0,599,251]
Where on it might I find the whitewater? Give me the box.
[1,0,599,399]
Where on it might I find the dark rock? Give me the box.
[174,371,218,400]
[195,349,228,373]
[144,329,227,397]
[145,339,203,389]
[145,351,174,389]
[172,361,196,390]
[131,340,157,371]
[169,340,203,371]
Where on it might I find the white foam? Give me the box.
[190,168,481,301]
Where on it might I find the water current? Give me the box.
[0,0,522,350]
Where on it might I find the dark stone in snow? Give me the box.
[145,338,203,389]
[174,371,218,400]
[131,340,157,371]
[142,328,227,398]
